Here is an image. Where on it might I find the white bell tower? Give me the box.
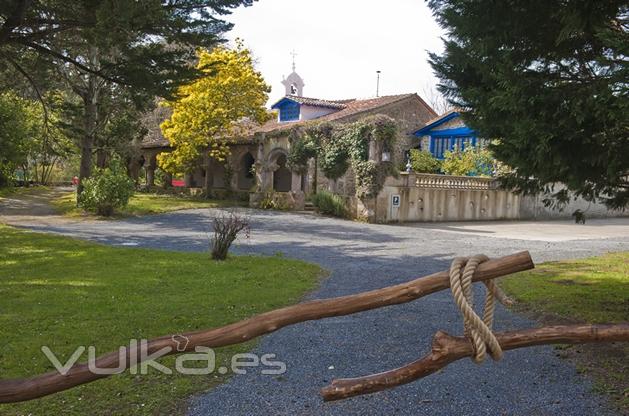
[281,51,304,96]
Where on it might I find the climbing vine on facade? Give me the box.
[287,114,398,198]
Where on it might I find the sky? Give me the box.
[224,0,447,106]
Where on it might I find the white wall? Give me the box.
[299,105,338,121]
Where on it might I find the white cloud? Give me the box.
[225,0,446,105]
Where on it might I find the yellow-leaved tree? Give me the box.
[158,43,270,183]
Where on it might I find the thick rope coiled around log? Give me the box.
[449,255,513,363]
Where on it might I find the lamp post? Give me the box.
[376,70,381,97]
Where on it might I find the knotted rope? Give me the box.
[449,255,513,363]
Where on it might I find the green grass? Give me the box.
[53,191,246,218]
[0,186,49,200]
[501,251,628,323]
[0,225,324,415]
[501,252,628,410]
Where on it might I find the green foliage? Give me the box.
[442,147,494,177]
[287,115,399,198]
[258,192,291,210]
[0,92,73,186]
[0,92,33,185]
[0,1,253,99]
[159,44,270,175]
[319,141,350,180]
[0,224,321,416]
[310,190,348,218]
[77,161,135,216]
[409,149,441,173]
[286,125,321,173]
[353,160,392,198]
[429,0,629,208]
[2,1,252,188]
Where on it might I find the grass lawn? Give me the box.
[0,186,48,200]
[0,225,324,415]
[53,191,246,218]
[501,251,628,410]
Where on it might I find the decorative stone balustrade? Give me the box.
[409,173,497,190]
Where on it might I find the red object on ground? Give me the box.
[171,179,185,187]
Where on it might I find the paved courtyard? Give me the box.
[1,203,628,415]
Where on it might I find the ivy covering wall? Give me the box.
[287,114,398,198]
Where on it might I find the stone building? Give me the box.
[140,66,437,210]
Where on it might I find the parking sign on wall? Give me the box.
[392,195,400,207]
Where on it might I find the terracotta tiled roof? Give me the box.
[276,95,349,109]
[141,93,434,149]
[256,93,425,134]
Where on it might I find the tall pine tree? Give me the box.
[429,0,628,208]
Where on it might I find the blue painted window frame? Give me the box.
[430,133,477,159]
[278,101,300,122]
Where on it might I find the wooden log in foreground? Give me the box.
[0,251,533,403]
[321,324,629,401]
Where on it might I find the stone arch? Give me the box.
[238,152,256,190]
[269,149,291,192]
[211,162,226,188]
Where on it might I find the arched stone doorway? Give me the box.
[271,152,291,192]
[238,152,256,190]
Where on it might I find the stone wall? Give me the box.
[373,173,519,223]
[366,173,626,223]
[519,185,627,220]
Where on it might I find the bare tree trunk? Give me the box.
[77,46,100,195]
[313,155,318,194]
[39,155,58,185]
[95,149,108,169]
[126,157,141,185]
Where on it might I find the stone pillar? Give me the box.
[146,153,157,187]
[291,172,301,193]
[184,173,193,188]
[230,168,240,191]
[291,171,305,210]
[162,171,172,189]
[204,155,213,196]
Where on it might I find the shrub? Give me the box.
[258,192,291,210]
[409,149,441,173]
[209,211,250,260]
[310,190,348,218]
[442,147,494,177]
[78,162,135,216]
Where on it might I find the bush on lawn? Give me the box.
[209,210,250,260]
[310,190,348,218]
[78,161,134,216]
[409,149,441,173]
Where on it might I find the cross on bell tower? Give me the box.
[291,50,297,72]
[282,50,305,96]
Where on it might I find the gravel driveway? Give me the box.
[2,207,628,415]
